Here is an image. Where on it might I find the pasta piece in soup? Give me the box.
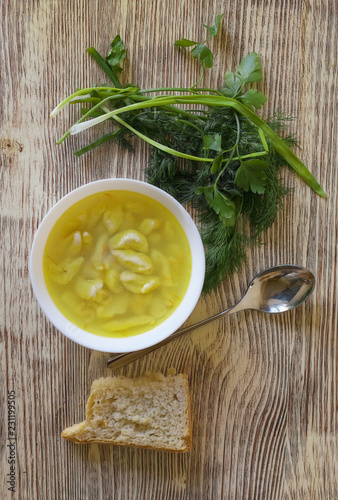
[109,230,149,253]
[120,270,160,294]
[46,256,84,285]
[112,250,153,274]
[102,207,123,235]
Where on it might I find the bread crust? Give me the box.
[61,433,191,453]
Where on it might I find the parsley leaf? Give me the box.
[174,14,223,70]
[211,153,224,174]
[191,44,213,68]
[221,52,263,98]
[212,189,236,226]
[196,186,236,226]
[234,159,269,194]
[203,14,224,37]
[238,89,267,110]
[221,70,242,97]
[106,35,127,74]
[220,53,264,99]
[235,52,262,84]
[173,38,197,48]
[203,133,222,153]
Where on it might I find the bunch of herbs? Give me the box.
[51,16,325,292]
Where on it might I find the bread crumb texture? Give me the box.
[62,370,191,452]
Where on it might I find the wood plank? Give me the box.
[1,0,337,498]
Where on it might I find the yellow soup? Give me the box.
[43,190,192,337]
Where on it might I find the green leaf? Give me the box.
[235,52,262,84]
[196,186,236,226]
[200,47,214,68]
[210,153,224,174]
[191,44,213,68]
[105,35,127,73]
[212,189,237,226]
[203,133,222,153]
[203,14,224,37]
[238,89,267,110]
[173,15,223,72]
[234,159,269,194]
[190,43,204,58]
[173,38,197,47]
[220,70,242,97]
[196,185,214,203]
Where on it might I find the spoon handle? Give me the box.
[106,301,244,370]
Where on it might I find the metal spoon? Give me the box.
[107,264,315,369]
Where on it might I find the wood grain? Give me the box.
[1,0,337,498]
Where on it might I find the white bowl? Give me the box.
[29,178,205,353]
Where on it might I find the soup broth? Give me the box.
[43,190,192,337]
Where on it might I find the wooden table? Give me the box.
[1,0,337,498]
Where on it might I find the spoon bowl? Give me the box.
[107,264,315,369]
[235,265,315,314]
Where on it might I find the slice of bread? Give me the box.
[61,370,191,452]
